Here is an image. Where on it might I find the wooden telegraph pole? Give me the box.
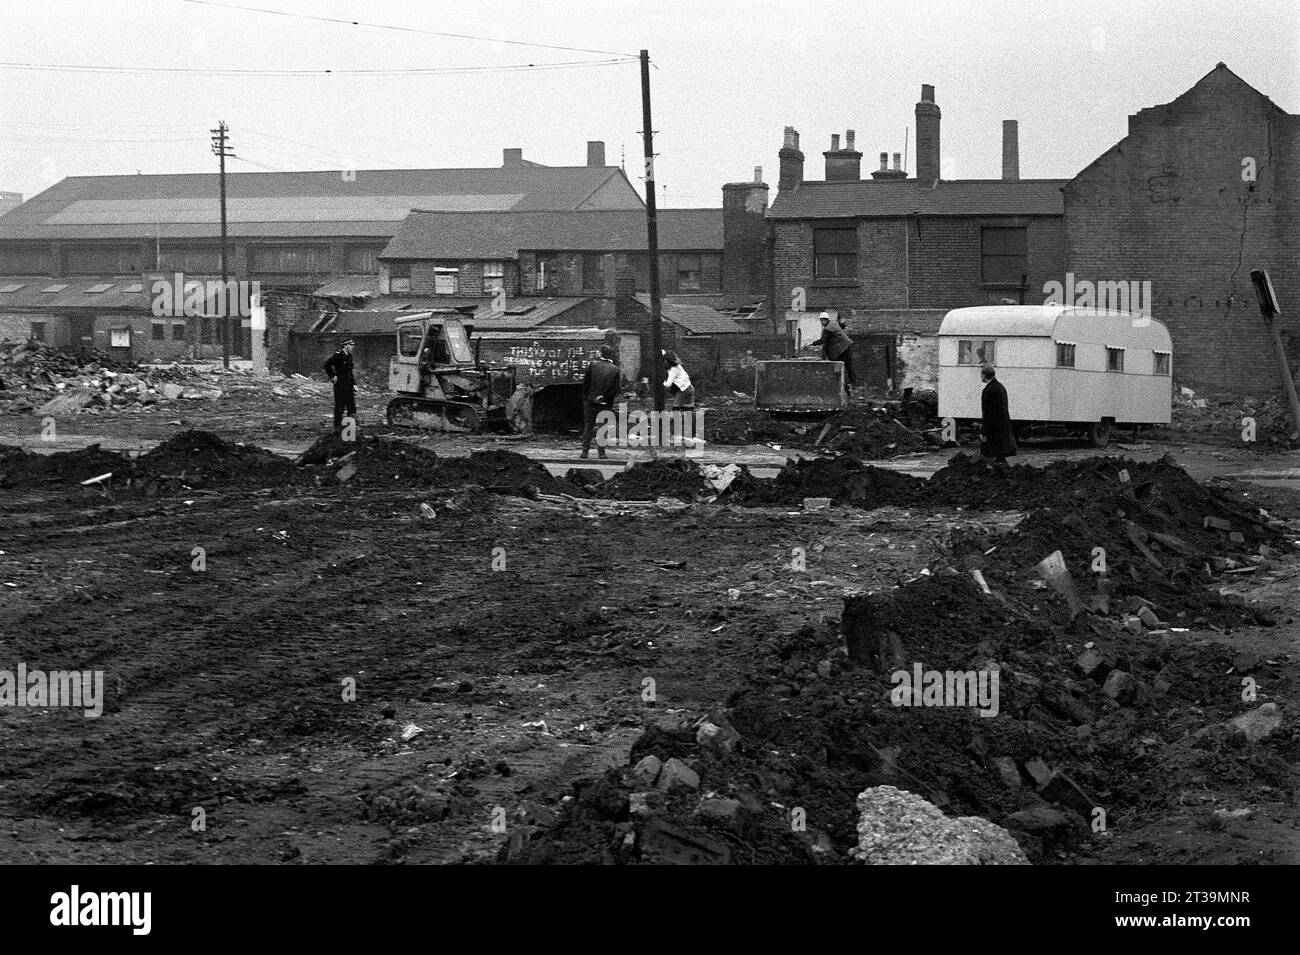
[211,121,232,369]
[640,50,664,414]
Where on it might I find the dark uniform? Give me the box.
[323,345,356,431]
[980,376,1017,461]
[580,352,621,458]
[812,319,857,394]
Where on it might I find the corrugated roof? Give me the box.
[768,179,1068,219]
[634,295,747,335]
[0,166,645,241]
[314,275,382,297]
[470,297,592,329]
[378,208,722,259]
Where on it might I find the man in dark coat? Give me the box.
[810,312,857,395]
[323,338,357,431]
[580,344,620,459]
[979,365,1017,463]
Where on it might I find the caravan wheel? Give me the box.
[1086,418,1113,448]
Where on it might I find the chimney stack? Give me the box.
[871,149,907,180]
[915,84,941,185]
[502,147,523,167]
[823,128,863,181]
[587,140,606,167]
[723,172,770,294]
[778,126,805,191]
[1001,120,1019,181]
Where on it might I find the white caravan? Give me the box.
[936,305,1173,447]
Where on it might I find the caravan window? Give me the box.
[1056,343,1076,367]
[1153,351,1170,375]
[1106,347,1125,372]
[958,339,996,365]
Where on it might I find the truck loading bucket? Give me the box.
[754,360,846,413]
[531,382,584,433]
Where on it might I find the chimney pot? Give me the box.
[586,140,606,167]
[831,133,840,150]
[892,152,901,171]
[503,147,523,167]
[754,165,763,182]
[880,152,888,169]
[779,126,805,191]
[846,129,856,151]
[915,84,941,184]
[921,84,935,103]
[782,126,800,150]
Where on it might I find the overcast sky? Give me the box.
[1,0,1296,207]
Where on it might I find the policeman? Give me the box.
[324,338,357,431]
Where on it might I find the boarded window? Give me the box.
[252,245,331,273]
[109,327,131,347]
[980,227,1027,286]
[434,266,459,295]
[65,246,142,274]
[152,321,166,341]
[0,248,53,273]
[482,261,505,295]
[158,248,221,273]
[677,253,702,291]
[172,322,187,340]
[1107,347,1125,372]
[1153,351,1170,375]
[958,339,996,365]
[1056,342,1076,367]
[582,253,606,292]
[30,321,46,342]
[813,228,856,279]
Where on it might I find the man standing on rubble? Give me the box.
[979,365,1016,465]
[580,344,620,459]
[324,338,357,432]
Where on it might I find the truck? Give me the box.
[936,305,1173,447]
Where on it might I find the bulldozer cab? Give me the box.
[390,314,474,395]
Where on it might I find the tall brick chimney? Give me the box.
[722,170,770,295]
[871,150,907,180]
[823,128,863,181]
[915,84,941,185]
[1001,120,1019,181]
[502,147,524,167]
[587,140,606,167]
[778,126,804,192]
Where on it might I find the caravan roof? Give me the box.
[938,305,1161,338]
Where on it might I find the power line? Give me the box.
[177,0,637,58]
[0,58,635,77]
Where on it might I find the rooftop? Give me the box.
[768,178,1068,219]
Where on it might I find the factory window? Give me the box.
[110,327,131,348]
[152,321,166,341]
[65,246,141,274]
[1056,342,1075,367]
[158,248,221,273]
[344,246,382,274]
[582,253,606,292]
[30,321,46,342]
[172,322,187,340]
[957,339,996,366]
[980,227,1027,286]
[1153,350,1170,375]
[1106,347,1125,372]
[434,266,459,295]
[677,254,702,291]
[252,245,330,274]
[482,261,505,295]
[813,227,856,279]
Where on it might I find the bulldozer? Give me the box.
[384,312,583,434]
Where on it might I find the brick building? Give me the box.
[767,85,1068,390]
[1064,63,1299,394]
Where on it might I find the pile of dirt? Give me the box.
[0,443,129,488]
[584,459,714,502]
[431,449,576,497]
[824,412,925,458]
[1163,389,1299,448]
[133,430,300,489]
[706,402,929,459]
[723,456,925,507]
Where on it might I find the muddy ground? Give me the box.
[1,383,1297,865]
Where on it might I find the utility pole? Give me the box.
[640,49,665,414]
[211,121,232,369]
